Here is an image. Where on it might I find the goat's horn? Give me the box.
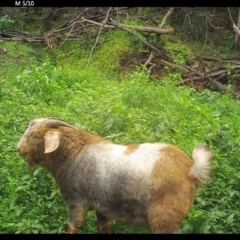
[47,118,75,129]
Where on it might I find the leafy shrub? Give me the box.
[0,15,14,30]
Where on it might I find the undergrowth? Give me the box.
[1,26,240,234]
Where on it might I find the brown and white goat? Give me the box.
[17,117,213,234]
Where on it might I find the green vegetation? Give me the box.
[1,17,240,233]
[0,15,14,30]
[165,42,193,65]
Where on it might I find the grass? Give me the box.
[1,26,240,233]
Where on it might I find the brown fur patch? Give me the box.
[124,144,140,155]
[67,224,78,234]
[84,131,111,145]
[148,145,197,233]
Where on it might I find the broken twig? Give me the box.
[87,7,113,66]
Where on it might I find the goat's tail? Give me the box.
[190,145,214,187]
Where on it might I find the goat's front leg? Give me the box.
[67,204,89,234]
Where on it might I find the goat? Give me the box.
[17,117,214,234]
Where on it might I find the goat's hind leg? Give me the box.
[148,201,184,234]
[67,204,89,234]
[149,214,181,233]
[96,211,111,234]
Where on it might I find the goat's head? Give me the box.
[17,117,75,168]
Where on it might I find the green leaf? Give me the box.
[33,168,42,176]
[22,174,30,181]
[49,191,57,199]
[16,209,22,217]
[181,223,193,233]
[203,225,211,233]
[226,213,234,224]
[9,197,18,209]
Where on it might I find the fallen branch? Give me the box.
[207,69,228,77]
[82,17,114,28]
[87,7,113,66]
[159,59,188,72]
[81,17,173,34]
[61,46,83,56]
[144,8,175,66]
[207,65,240,76]
[58,21,75,48]
[46,20,85,36]
[120,24,173,34]
[177,76,203,85]
[195,55,240,65]
[183,65,228,92]
[55,13,83,31]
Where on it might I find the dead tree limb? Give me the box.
[207,69,228,77]
[208,66,240,75]
[61,46,83,56]
[81,17,173,34]
[177,77,203,85]
[177,73,227,87]
[87,7,113,66]
[228,7,240,47]
[47,20,85,35]
[55,13,84,31]
[120,24,173,34]
[184,65,227,92]
[159,59,188,72]
[58,21,75,48]
[81,17,114,28]
[195,55,240,65]
[144,8,174,66]
[235,8,240,47]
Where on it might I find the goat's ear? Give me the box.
[44,131,61,153]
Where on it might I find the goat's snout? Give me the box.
[17,143,25,156]
[17,147,23,156]
[17,144,21,153]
